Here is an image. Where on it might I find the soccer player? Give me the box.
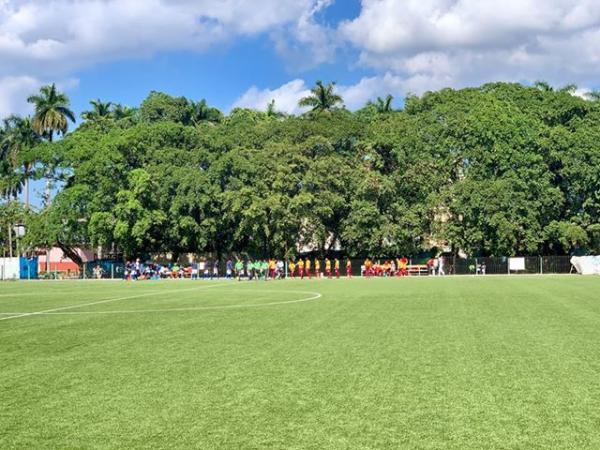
[325,258,332,278]
[399,256,409,277]
[246,259,254,281]
[346,258,352,278]
[269,259,277,279]
[289,260,296,279]
[334,258,340,278]
[315,259,321,279]
[305,258,312,279]
[235,259,244,281]
[364,258,373,277]
[383,260,391,277]
[212,260,219,280]
[226,259,233,279]
[298,258,305,279]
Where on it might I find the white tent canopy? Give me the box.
[570,256,600,275]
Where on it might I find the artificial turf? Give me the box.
[1,276,600,449]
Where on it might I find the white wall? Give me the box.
[0,258,20,280]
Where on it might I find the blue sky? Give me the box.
[3,0,600,122]
[65,0,367,117]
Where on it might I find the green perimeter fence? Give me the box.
[32,256,576,280]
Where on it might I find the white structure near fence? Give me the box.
[0,258,20,280]
[571,256,600,275]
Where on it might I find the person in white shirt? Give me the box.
[438,256,445,276]
[198,259,206,279]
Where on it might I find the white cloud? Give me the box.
[0,0,330,118]
[0,0,326,78]
[339,0,600,91]
[337,73,405,109]
[233,79,311,114]
[4,0,600,120]
[271,0,338,70]
[233,74,411,113]
[0,75,39,118]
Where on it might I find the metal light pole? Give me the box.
[14,224,25,257]
[8,224,13,258]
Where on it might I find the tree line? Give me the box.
[1,80,599,264]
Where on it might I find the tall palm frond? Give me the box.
[81,99,113,121]
[375,95,394,113]
[111,104,138,120]
[27,83,75,141]
[585,91,600,101]
[189,99,223,125]
[298,81,344,113]
[0,116,41,207]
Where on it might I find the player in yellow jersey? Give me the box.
[325,258,332,278]
[305,258,312,279]
[364,258,373,277]
[346,258,352,278]
[334,258,340,278]
[315,259,321,278]
[289,260,296,279]
[298,258,305,279]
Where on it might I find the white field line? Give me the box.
[0,293,42,298]
[0,283,231,322]
[0,291,323,316]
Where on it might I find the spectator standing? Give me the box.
[438,256,446,276]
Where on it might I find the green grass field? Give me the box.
[1,276,600,449]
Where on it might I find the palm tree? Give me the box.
[189,99,222,125]
[558,84,578,94]
[81,99,113,121]
[0,116,41,207]
[585,91,600,101]
[534,81,554,92]
[534,81,578,94]
[266,99,286,119]
[27,83,76,143]
[26,83,75,206]
[111,104,138,121]
[375,95,394,113]
[298,81,344,113]
[0,121,25,202]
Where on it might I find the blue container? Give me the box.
[20,257,39,280]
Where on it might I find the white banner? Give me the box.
[0,258,20,280]
[570,256,600,275]
[509,257,526,271]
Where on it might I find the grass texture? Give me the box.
[1,276,600,449]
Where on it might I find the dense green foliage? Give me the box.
[2,277,600,449]
[1,81,599,259]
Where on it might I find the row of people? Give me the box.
[288,258,352,279]
[123,256,444,280]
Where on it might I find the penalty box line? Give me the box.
[0,283,231,322]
